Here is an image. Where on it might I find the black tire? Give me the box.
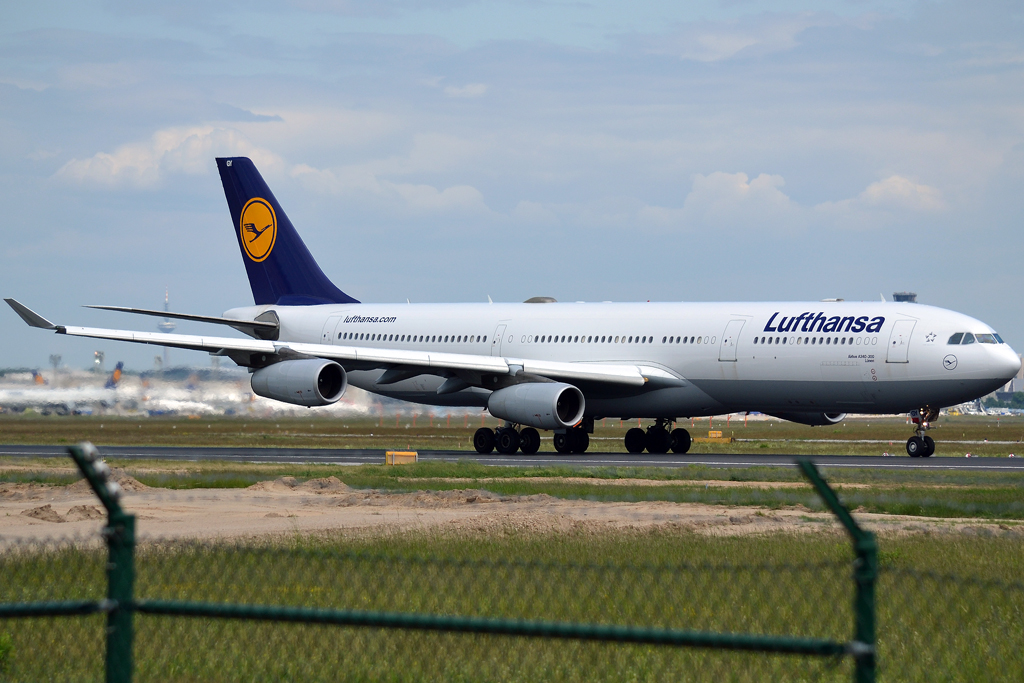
[553,432,572,454]
[519,428,541,455]
[906,436,924,457]
[496,428,521,455]
[670,428,691,454]
[473,427,495,454]
[645,428,671,454]
[573,431,590,454]
[922,435,935,457]
[624,427,646,454]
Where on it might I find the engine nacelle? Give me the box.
[251,359,347,407]
[768,411,846,427]
[487,382,585,430]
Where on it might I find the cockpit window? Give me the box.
[947,333,963,345]
[975,333,997,344]
[961,333,975,345]
[995,333,1005,344]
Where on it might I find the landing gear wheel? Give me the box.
[473,427,495,454]
[922,435,935,457]
[553,432,572,454]
[495,428,521,455]
[670,428,691,454]
[519,428,541,455]
[573,431,590,454]
[906,436,925,457]
[624,427,646,454]
[645,428,671,454]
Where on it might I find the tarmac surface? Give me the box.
[1,444,1022,470]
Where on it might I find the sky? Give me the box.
[1,0,1022,370]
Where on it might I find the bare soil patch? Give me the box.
[2,477,1020,543]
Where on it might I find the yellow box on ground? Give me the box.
[385,451,418,465]
[693,431,733,444]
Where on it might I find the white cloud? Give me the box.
[856,175,945,212]
[443,83,487,98]
[633,171,944,233]
[290,163,490,215]
[55,126,282,187]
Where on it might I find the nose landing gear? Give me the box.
[906,407,939,457]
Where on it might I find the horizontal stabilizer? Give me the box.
[4,299,58,330]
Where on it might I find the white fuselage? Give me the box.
[225,300,1021,419]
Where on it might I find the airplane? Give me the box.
[0,362,125,415]
[6,157,1020,457]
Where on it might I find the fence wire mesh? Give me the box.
[1,534,1023,681]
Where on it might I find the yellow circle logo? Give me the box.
[239,198,277,262]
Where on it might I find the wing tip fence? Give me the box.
[1,443,877,682]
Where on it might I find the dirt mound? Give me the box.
[21,504,66,523]
[247,476,300,492]
[66,505,105,521]
[299,477,352,493]
[0,483,48,501]
[65,468,148,494]
[111,469,149,492]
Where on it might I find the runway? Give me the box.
[1,445,1021,470]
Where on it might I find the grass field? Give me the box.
[1,413,1023,456]
[2,415,1024,680]
[4,453,1024,521]
[1,528,1022,681]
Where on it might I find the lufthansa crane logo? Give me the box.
[239,198,277,262]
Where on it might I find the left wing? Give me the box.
[6,300,666,389]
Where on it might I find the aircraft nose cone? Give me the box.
[996,346,1022,381]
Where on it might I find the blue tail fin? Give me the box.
[216,157,359,306]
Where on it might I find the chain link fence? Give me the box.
[0,445,1022,681]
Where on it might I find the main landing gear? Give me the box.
[474,425,542,455]
[624,419,691,454]
[473,423,590,455]
[906,407,939,457]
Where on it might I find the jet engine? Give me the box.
[768,411,846,427]
[487,382,585,430]
[251,359,347,407]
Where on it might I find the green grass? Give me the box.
[2,413,1024,456]
[4,457,1024,520]
[1,529,1022,681]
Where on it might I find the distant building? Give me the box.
[892,292,917,303]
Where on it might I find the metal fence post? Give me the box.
[67,443,135,683]
[105,510,135,683]
[798,459,876,683]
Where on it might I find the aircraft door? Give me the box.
[491,324,507,356]
[886,320,916,363]
[321,316,344,345]
[719,320,745,362]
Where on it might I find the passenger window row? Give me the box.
[753,336,878,346]
[525,335,657,344]
[948,332,1002,345]
[662,336,709,344]
[339,332,486,344]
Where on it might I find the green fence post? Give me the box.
[105,509,135,683]
[68,443,135,683]
[797,459,876,683]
